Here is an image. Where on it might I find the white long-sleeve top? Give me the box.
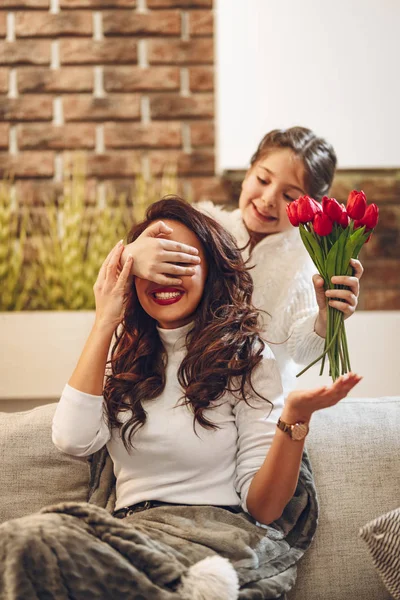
[53,323,284,512]
[196,203,325,396]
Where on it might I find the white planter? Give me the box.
[0,311,95,401]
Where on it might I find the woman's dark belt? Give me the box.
[113,500,240,519]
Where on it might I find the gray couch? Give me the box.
[0,396,399,600]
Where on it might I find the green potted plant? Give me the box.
[0,155,178,402]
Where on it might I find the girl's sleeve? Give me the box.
[232,347,284,511]
[285,276,325,366]
[52,383,111,457]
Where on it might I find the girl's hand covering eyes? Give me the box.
[121,220,201,286]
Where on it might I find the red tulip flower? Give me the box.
[347,190,367,220]
[360,203,379,230]
[322,196,343,223]
[310,198,323,214]
[286,201,299,226]
[339,204,349,228]
[297,195,320,223]
[287,187,376,383]
[313,212,333,236]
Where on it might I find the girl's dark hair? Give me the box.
[250,126,337,200]
[103,196,268,449]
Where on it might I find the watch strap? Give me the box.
[277,417,292,435]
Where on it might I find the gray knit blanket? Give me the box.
[0,451,318,600]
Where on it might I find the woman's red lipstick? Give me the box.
[150,287,184,306]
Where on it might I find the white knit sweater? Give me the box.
[196,203,325,396]
[53,323,284,511]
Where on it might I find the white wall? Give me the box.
[0,312,95,403]
[0,311,399,412]
[215,0,400,171]
[293,311,400,397]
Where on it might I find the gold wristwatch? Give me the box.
[277,417,309,441]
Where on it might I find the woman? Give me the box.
[46,197,360,599]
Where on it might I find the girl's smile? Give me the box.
[250,202,278,223]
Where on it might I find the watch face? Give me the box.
[291,422,309,441]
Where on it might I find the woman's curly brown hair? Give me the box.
[103,196,270,449]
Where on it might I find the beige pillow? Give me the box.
[0,402,90,523]
[360,507,400,600]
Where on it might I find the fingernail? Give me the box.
[127,254,133,262]
[118,239,123,246]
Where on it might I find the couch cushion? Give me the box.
[360,507,400,600]
[288,397,400,600]
[0,402,90,524]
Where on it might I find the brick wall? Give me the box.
[331,170,400,310]
[0,0,229,205]
[0,1,398,310]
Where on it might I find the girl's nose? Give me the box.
[261,191,276,208]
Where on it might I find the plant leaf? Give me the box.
[299,226,326,278]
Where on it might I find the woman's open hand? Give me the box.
[282,372,362,423]
[121,220,201,286]
[93,240,133,332]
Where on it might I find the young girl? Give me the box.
[122,127,363,395]
[47,198,359,599]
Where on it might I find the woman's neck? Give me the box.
[157,321,194,352]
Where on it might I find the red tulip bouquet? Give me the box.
[286,190,379,381]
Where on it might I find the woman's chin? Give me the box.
[157,315,193,330]
[150,303,192,330]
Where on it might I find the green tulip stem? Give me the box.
[323,236,329,259]
[296,315,342,378]
[319,301,329,376]
[338,326,346,375]
[341,323,351,372]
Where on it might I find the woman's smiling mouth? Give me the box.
[150,288,185,306]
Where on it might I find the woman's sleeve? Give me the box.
[232,347,284,512]
[52,383,111,457]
